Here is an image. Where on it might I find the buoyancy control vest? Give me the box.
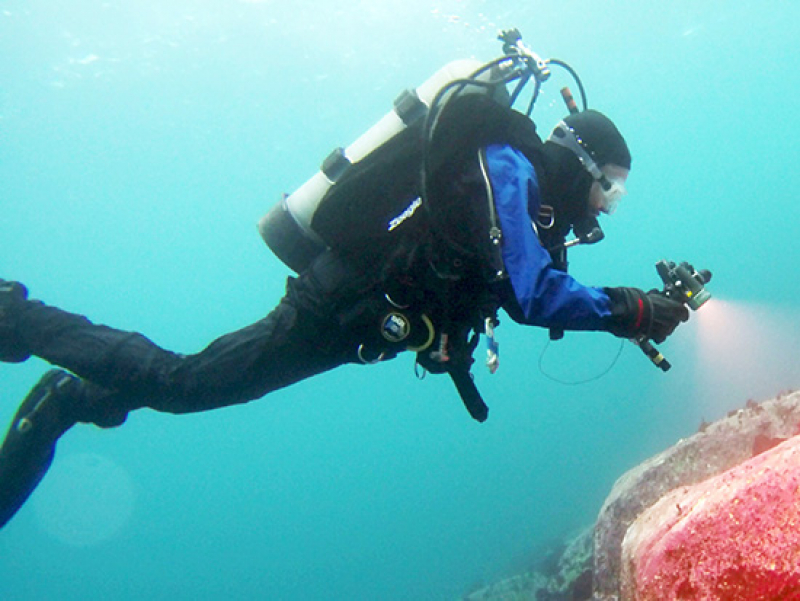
[281,90,550,422]
[258,63,545,424]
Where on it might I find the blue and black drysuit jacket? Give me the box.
[484,143,614,331]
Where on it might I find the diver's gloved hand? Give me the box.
[604,287,689,343]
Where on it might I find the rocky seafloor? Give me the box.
[463,389,800,601]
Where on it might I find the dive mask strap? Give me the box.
[547,121,605,183]
[547,121,627,213]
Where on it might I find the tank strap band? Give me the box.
[393,89,427,126]
[321,147,351,182]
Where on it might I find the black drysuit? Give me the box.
[0,95,589,529]
[15,251,375,427]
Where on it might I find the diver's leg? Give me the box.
[0,370,69,527]
[0,295,351,529]
[0,263,361,528]
[0,280,31,363]
[0,366,152,528]
[11,289,354,417]
[129,284,358,415]
[6,251,369,416]
[0,369,116,528]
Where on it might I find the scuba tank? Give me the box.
[258,59,511,274]
[258,29,589,276]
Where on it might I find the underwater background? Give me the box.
[1,1,799,599]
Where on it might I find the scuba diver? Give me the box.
[0,30,690,529]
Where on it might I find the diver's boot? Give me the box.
[0,369,81,528]
[0,279,31,363]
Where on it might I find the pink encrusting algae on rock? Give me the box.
[620,435,800,600]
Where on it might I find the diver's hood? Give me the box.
[535,140,595,245]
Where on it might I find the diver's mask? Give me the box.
[547,121,628,214]
[593,166,628,214]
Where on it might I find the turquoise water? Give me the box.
[2,1,799,599]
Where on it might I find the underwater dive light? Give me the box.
[637,260,713,371]
[656,260,713,311]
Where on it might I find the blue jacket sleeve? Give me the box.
[486,144,613,330]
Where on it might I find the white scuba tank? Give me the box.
[258,58,508,273]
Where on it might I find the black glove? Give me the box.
[604,287,689,344]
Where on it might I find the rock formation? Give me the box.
[593,390,800,599]
[463,528,594,600]
[619,435,800,599]
[460,390,800,600]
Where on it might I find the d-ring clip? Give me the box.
[357,344,385,365]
